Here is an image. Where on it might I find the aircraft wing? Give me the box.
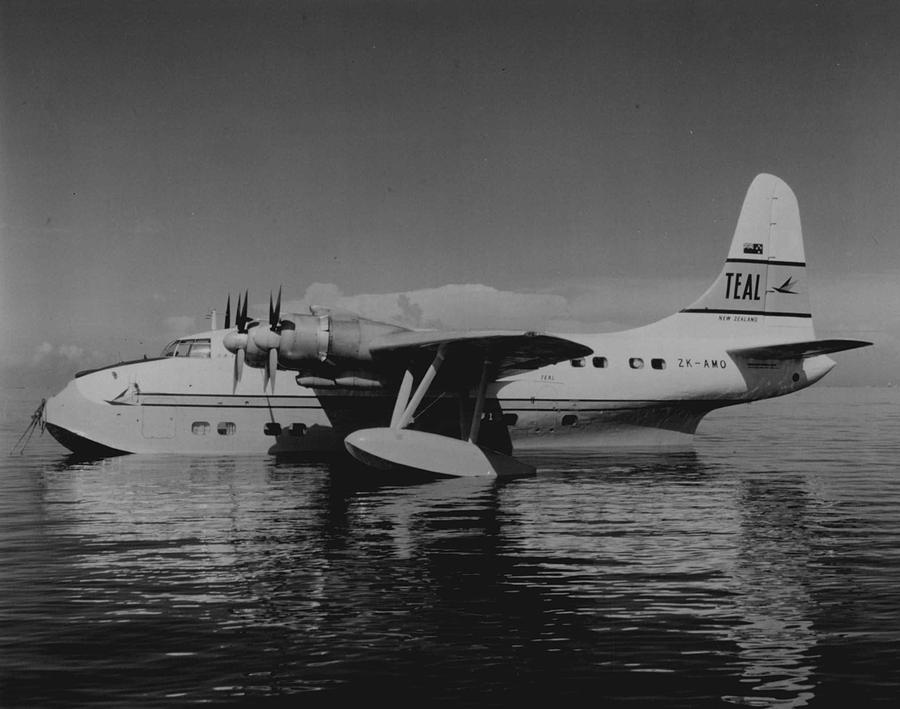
[728,338,872,360]
[369,330,593,380]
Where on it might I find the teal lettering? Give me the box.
[742,276,754,300]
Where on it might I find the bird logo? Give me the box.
[768,275,799,294]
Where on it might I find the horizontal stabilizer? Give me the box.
[728,339,872,360]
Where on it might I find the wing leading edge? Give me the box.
[368,330,593,381]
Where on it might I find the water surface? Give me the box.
[2,387,898,706]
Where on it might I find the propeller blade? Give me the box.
[224,295,232,329]
[233,348,245,393]
[241,290,249,330]
[267,347,278,393]
[274,286,282,325]
[268,291,274,328]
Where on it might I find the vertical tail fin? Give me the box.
[679,173,814,336]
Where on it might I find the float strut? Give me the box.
[390,369,415,429]
[468,359,492,444]
[393,344,447,430]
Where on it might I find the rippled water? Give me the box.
[2,386,898,707]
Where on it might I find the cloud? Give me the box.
[281,282,572,331]
[32,342,54,363]
[27,342,106,371]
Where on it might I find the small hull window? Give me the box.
[629,358,644,369]
[217,422,236,436]
[561,414,578,427]
[651,358,666,370]
[571,358,585,368]
[592,357,607,368]
[191,421,210,435]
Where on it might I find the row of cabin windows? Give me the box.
[194,415,590,436]
[192,421,235,436]
[190,421,308,437]
[502,413,577,427]
[161,338,212,358]
[570,356,666,370]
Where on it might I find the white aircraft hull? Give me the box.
[43,327,836,457]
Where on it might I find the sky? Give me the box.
[1,0,897,393]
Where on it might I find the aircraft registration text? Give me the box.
[678,358,728,369]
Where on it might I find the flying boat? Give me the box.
[43,174,871,476]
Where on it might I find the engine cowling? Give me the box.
[276,313,408,367]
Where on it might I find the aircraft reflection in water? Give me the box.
[43,175,870,476]
[32,451,824,706]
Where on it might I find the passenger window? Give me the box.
[188,340,211,358]
[629,357,644,369]
[191,421,210,435]
[651,358,666,370]
[592,356,608,368]
[561,414,578,426]
[217,422,236,436]
[502,413,519,426]
[571,358,585,368]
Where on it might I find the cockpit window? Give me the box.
[188,340,211,358]
[161,338,212,358]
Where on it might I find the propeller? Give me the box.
[263,286,283,392]
[223,288,285,395]
[223,291,250,393]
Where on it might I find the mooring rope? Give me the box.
[9,399,46,456]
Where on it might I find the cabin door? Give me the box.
[141,406,176,439]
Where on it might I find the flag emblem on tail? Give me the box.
[743,242,764,254]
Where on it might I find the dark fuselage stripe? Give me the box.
[725,258,806,267]
[133,398,742,409]
[679,308,812,318]
[138,403,324,409]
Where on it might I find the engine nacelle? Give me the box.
[277,313,407,367]
[296,372,386,389]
